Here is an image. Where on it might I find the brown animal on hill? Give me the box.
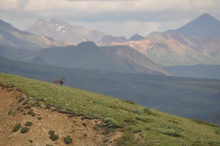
[54,78,65,85]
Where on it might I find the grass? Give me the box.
[1,73,220,145]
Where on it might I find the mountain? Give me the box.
[129,33,145,41]
[1,73,220,145]
[113,32,220,66]
[24,41,170,75]
[98,35,127,44]
[167,13,220,37]
[27,18,106,43]
[0,19,69,50]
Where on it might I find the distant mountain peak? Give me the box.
[166,13,220,37]
[77,41,97,48]
[129,33,145,41]
[37,18,45,22]
[49,18,69,26]
[27,18,106,43]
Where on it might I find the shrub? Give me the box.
[102,117,118,128]
[8,110,13,115]
[13,123,21,132]
[23,99,31,105]
[27,110,36,117]
[49,130,55,136]
[207,140,220,145]
[18,97,25,103]
[50,134,58,141]
[83,123,87,127]
[135,117,154,123]
[25,121,32,126]
[49,130,58,141]
[24,105,31,109]
[93,125,100,131]
[214,128,220,135]
[124,118,136,125]
[64,135,72,144]
[103,139,109,143]
[158,129,182,137]
[21,127,29,133]
[17,106,22,110]
[143,108,157,116]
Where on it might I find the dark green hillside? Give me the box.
[1,73,220,146]
[164,64,220,79]
[1,57,220,124]
[24,41,170,75]
[0,45,33,60]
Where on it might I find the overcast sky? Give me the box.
[0,0,220,38]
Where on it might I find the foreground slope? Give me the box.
[1,56,220,122]
[0,73,220,146]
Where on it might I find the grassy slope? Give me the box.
[1,73,220,145]
[1,57,220,121]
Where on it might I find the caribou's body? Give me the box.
[54,78,65,85]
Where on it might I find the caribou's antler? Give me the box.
[60,77,65,80]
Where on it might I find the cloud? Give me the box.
[17,0,30,9]
[0,0,220,37]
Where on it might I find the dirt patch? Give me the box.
[0,86,122,146]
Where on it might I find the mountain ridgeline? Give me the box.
[27,18,106,44]
[167,13,220,38]
[0,19,70,50]
[24,42,170,75]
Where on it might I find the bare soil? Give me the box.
[0,86,122,146]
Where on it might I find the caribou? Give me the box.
[54,78,65,85]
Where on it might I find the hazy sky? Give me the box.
[0,0,220,38]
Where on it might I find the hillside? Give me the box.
[27,18,105,44]
[0,73,220,146]
[0,45,33,60]
[0,19,70,50]
[164,64,220,79]
[1,57,220,122]
[24,41,170,75]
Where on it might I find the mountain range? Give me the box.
[23,41,170,75]
[0,18,169,75]
[110,14,220,67]
[114,31,220,66]
[27,18,106,44]
[0,19,69,50]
